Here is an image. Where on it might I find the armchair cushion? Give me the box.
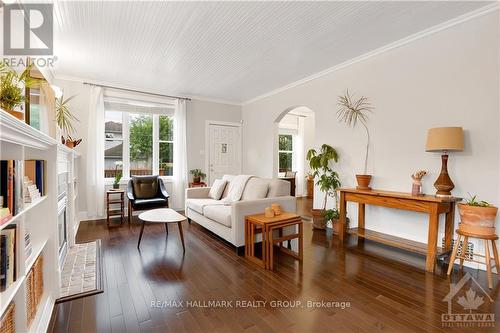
[132,176,158,199]
[134,198,168,206]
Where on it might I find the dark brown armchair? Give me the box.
[127,175,170,223]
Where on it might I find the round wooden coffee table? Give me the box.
[137,208,187,251]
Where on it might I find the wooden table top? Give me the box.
[246,212,301,224]
[338,188,462,203]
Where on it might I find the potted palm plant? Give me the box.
[56,94,82,148]
[0,63,39,120]
[458,194,497,236]
[306,144,341,229]
[190,169,206,184]
[337,89,374,190]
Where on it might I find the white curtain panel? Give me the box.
[86,86,105,218]
[172,99,188,209]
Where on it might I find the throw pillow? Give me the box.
[209,179,227,200]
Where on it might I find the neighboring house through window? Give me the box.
[278,133,294,172]
[104,96,175,180]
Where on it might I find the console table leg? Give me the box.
[426,207,439,273]
[444,203,455,252]
[339,191,347,242]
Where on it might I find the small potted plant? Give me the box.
[0,63,39,120]
[113,161,123,189]
[190,169,206,184]
[458,194,498,236]
[337,89,374,190]
[56,94,82,148]
[306,144,341,230]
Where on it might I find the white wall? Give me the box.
[242,11,500,261]
[53,79,242,217]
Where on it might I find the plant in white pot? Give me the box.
[458,194,498,236]
[337,89,374,190]
[306,144,341,230]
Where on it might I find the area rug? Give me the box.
[56,240,103,303]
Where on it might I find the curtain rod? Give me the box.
[82,82,191,101]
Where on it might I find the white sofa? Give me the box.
[185,175,296,251]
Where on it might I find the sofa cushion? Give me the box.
[241,177,269,200]
[186,199,224,215]
[209,179,227,200]
[267,179,290,197]
[203,205,232,227]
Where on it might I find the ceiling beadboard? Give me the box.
[52,1,492,103]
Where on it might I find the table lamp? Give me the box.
[425,127,464,196]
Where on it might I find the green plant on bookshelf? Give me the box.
[0,63,39,120]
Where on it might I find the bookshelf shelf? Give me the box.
[25,239,48,272]
[27,293,53,333]
[0,196,48,231]
[0,276,25,316]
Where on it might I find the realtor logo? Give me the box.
[2,3,53,55]
[442,272,495,328]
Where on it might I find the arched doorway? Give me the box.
[273,106,315,199]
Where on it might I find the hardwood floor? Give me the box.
[50,198,499,333]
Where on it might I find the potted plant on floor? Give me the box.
[0,63,39,120]
[458,194,498,236]
[337,89,374,190]
[307,144,341,230]
[190,169,206,184]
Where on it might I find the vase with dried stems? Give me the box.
[337,89,374,190]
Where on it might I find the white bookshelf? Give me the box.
[0,111,59,333]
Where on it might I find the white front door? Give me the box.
[207,122,241,184]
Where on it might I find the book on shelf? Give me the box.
[0,207,12,227]
[0,225,16,292]
[0,160,46,217]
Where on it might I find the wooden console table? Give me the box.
[338,188,461,273]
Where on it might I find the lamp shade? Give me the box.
[425,127,464,152]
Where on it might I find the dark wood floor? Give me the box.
[50,198,499,333]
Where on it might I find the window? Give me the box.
[104,98,175,179]
[278,134,293,172]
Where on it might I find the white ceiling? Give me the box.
[51,1,492,104]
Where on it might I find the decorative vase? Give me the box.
[411,181,422,196]
[356,175,372,190]
[271,203,282,216]
[113,183,119,190]
[312,209,327,230]
[264,207,275,218]
[458,204,497,236]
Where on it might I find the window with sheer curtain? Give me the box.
[104,98,175,179]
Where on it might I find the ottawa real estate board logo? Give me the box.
[442,272,495,328]
[2,3,53,55]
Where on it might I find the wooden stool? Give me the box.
[447,229,499,289]
[106,189,125,227]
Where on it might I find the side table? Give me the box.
[106,189,125,227]
[245,212,303,270]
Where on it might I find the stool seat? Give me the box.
[447,229,499,289]
[456,229,498,240]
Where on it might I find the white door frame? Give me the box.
[205,120,242,184]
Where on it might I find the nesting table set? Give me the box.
[245,212,303,270]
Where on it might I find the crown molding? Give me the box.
[54,74,242,107]
[242,3,500,106]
